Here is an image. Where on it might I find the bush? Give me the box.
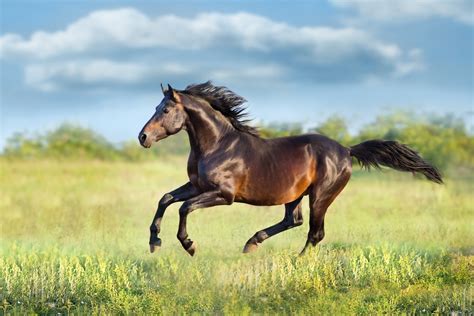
[310,116,351,145]
[4,124,120,160]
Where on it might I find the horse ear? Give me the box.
[161,83,166,95]
[167,84,180,102]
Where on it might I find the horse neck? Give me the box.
[183,97,234,154]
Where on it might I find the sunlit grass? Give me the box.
[0,159,472,314]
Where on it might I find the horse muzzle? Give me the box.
[138,131,168,148]
[138,132,152,148]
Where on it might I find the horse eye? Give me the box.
[163,107,170,113]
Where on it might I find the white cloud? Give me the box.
[0,8,423,90]
[24,59,283,91]
[330,0,473,24]
[394,49,425,77]
[210,64,285,82]
[24,59,194,91]
[1,8,405,61]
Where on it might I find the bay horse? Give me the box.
[138,82,442,256]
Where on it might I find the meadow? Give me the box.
[0,158,472,314]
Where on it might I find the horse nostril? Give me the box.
[139,133,147,143]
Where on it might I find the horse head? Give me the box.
[138,84,187,148]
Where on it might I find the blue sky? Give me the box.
[1,0,473,147]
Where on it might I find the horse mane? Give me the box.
[182,81,259,136]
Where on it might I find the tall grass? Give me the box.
[0,159,472,314]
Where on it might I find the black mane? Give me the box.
[182,81,258,136]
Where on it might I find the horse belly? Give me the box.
[236,151,316,205]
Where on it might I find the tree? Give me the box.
[311,116,351,145]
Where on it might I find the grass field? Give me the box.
[0,158,473,314]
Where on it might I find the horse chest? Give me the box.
[194,161,218,190]
[193,157,241,192]
[187,152,232,191]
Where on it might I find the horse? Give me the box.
[138,81,442,256]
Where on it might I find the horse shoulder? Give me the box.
[195,134,255,197]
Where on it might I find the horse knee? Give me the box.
[159,193,173,208]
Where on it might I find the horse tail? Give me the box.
[349,140,443,184]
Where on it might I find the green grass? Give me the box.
[0,158,473,314]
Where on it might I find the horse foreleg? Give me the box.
[149,182,199,253]
[243,196,304,253]
[177,190,232,256]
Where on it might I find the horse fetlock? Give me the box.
[243,233,265,253]
[294,215,304,226]
[177,231,188,242]
[149,238,162,253]
[255,231,268,243]
[178,237,196,256]
[315,229,325,242]
[308,229,325,246]
[149,235,162,244]
[149,224,159,235]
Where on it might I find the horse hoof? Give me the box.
[185,242,197,256]
[243,242,258,253]
[149,239,162,253]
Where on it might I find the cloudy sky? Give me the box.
[1,0,473,147]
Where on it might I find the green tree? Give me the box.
[44,123,119,160]
[3,132,44,159]
[259,122,303,138]
[311,116,351,145]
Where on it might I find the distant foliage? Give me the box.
[2,113,473,172]
[120,132,189,161]
[4,124,121,160]
[3,123,189,161]
[46,124,120,160]
[310,116,351,145]
[259,122,303,138]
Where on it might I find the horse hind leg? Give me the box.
[300,172,351,255]
[243,196,304,253]
[300,192,329,256]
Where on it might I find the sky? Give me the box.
[1,0,473,147]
